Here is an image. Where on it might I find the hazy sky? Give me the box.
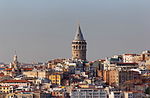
[0,0,150,63]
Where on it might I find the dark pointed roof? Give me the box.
[74,24,85,41]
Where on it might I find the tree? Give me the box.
[145,87,150,95]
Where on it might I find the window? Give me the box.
[82,46,84,49]
[76,46,78,49]
[79,46,81,49]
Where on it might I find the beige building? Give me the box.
[124,91,145,98]
[23,70,50,78]
[49,73,62,85]
[0,80,30,87]
[5,92,51,98]
[123,54,137,63]
[142,50,150,61]
[98,69,141,86]
[98,70,119,85]
[123,51,150,63]
[0,86,14,93]
[6,93,34,98]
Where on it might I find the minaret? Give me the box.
[72,24,87,60]
[13,54,19,70]
[8,52,20,77]
[10,52,19,71]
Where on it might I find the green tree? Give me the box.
[145,87,150,95]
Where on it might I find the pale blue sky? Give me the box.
[0,0,150,63]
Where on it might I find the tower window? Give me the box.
[82,46,84,49]
[76,46,78,49]
[79,46,81,49]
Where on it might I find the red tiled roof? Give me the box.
[1,80,30,83]
[0,73,4,77]
[5,68,12,71]
[23,68,33,71]
[98,59,105,61]
[5,68,33,71]
[0,86,10,87]
[16,91,33,93]
[117,62,138,65]
[125,91,144,93]
[124,54,137,56]
[0,67,6,68]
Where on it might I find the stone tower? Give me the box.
[9,53,20,77]
[72,24,87,60]
[13,54,19,70]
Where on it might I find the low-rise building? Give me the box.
[119,70,141,85]
[124,91,145,98]
[0,86,14,93]
[51,91,69,98]
[109,91,123,98]
[0,80,30,87]
[49,72,63,85]
[98,70,119,86]
[116,63,139,70]
[71,88,107,98]
[23,70,50,78]
[5,92,51,98]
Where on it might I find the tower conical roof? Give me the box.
[74,24,85,41]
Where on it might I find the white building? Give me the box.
[123,54,137,63]
[71,88,107,98]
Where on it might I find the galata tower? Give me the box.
[72,24,87,60]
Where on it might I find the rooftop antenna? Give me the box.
[77,20,80,26]
[13,50,18,62]
[15,50,17,56]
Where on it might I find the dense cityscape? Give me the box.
[0,25,149,98]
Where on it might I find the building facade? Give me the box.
[98,70,119,86]
[49,74,62,85]
[71,88,107,98]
